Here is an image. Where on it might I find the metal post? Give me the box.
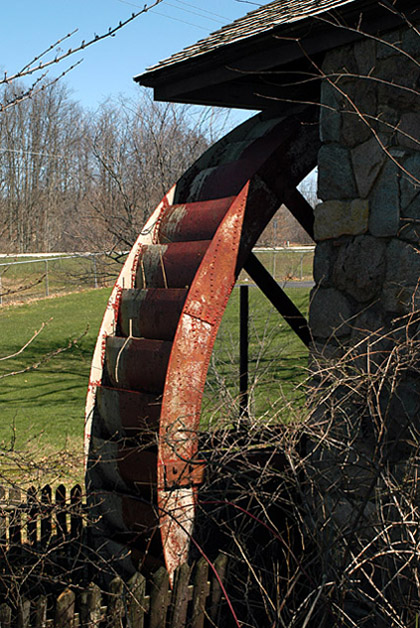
[45,260,49,297]
[273,219,278,280]
[239,285,249,420]
[0,274,3,306]
[300,253,303,280]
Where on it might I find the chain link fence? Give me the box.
[0,253,123,306]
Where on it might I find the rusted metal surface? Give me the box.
[84,108,319,585]
[84,188,175,459]
[162,459,206,489]
[96,386,161,438]
[119,288,187,341]
[158,184,250,575]
[105,337,172,393]
[117,448,158,487]
[156,196,235,243]
[135,241,210,289]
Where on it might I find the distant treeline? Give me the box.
[0,83,212,254]
[0,81,315,254]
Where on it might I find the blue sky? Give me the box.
[0,0,257,112]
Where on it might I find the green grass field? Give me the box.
[203,285,309,426]
[0,278,310,485]
[0,288,110,485]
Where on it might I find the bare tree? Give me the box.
[82,93,212,251]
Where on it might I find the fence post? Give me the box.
[55,588,75,628]
[16,598,30,628]
[33,596,47,627]
[0,602,12,628]
[127,572,147,628]
[149,567,170,628]
[9,487,22,550]
[190,557,209,628]
[56,485,67,542]
[44,260,49,297]
[108,577,124,626]
[208,553,229,624]
[239,285,249,420]
[40,485,52,548]
[80,583,102,627]
[0,486,7,548]
[0,273,3,306]
[169,562,191,627]
[70,485,83,539]
[27,486,38,546]
[92,256,98,289]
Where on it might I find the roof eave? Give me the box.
[135,0,418,109]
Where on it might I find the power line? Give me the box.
[170,0,232,21]
[149,9,211,30]
[117,0,221,31]
[163,2,226,24]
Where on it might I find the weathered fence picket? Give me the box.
[191,558,209,628]
[0,485,229,627]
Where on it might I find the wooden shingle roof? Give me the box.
[142,0,356,75]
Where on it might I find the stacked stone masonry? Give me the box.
[308,23,420,620]
[312,25,420,341]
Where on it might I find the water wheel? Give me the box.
[85,105,319,581]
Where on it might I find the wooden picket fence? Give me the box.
[0,485,229,627]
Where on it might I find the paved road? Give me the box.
[282,280,315,289]
[238,280,315,289]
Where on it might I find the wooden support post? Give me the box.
[244,252,311,347]
[239,285,249,420]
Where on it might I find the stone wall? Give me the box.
[306,24,420,624]
[312,28,420,345]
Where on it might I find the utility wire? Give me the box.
[170,0,231,21]
[163,1,226,23]
[149,9,210,30]
[117,0,222,30]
